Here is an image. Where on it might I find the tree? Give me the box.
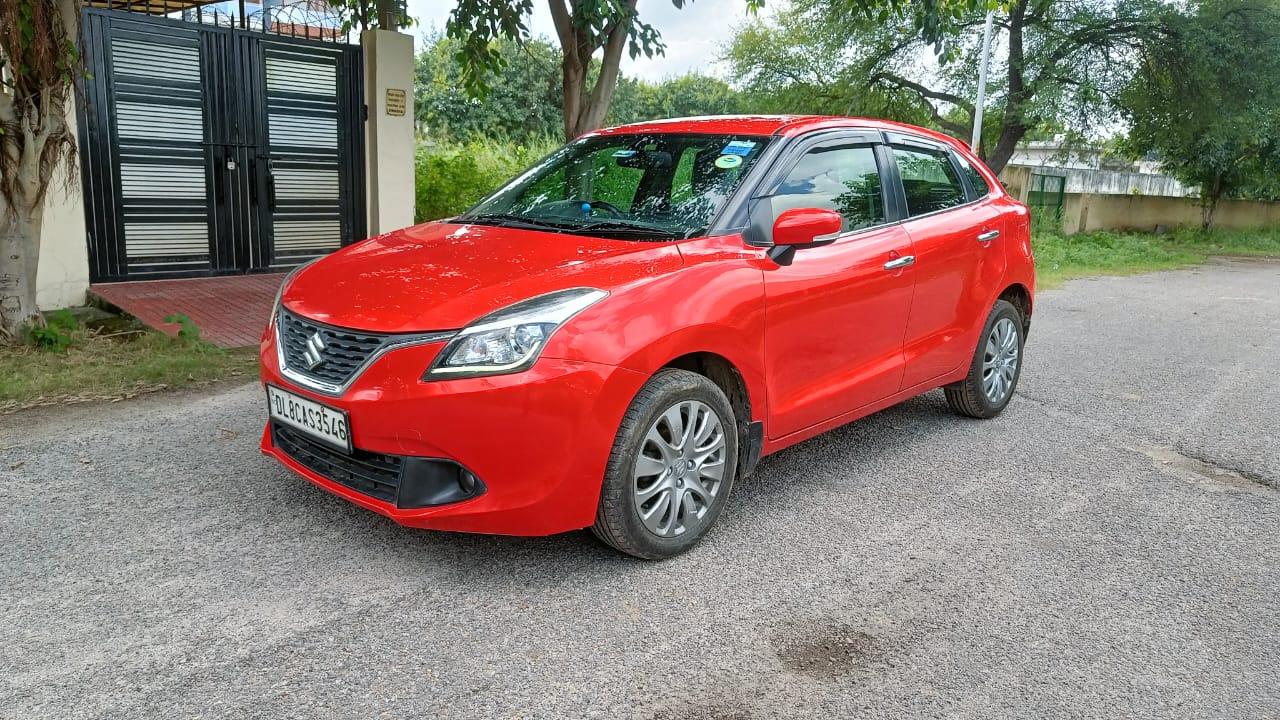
[1120,0,1280,228]
[446,0,762,141]
[0,0,80,340]
[416,34,563,144]
[721,9,934,122]
[325,0,413,33]
[727,0,1162,174]
[608,74,746,125]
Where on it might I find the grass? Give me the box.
[0,319,258,413]
[1032,226,1280,289]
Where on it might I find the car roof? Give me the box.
[587,114,968,149]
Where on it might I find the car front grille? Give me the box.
[272,423,403,504]
[277,309,387,387]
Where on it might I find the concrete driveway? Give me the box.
[3,259,1278,719]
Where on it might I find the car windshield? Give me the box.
[459,133,772,240]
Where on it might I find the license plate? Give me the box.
[266,385,352,454]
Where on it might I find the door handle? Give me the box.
[977,229,1001,242]
[883,255,915,270]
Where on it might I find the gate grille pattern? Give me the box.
[79,8,365,283]
[106,22,212,275]
[264,48,345,266]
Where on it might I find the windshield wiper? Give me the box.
[462,213,575,232]
[570,220,683,240]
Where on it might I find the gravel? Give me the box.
[3,258,1278,720]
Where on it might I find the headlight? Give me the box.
[424,287,608,380]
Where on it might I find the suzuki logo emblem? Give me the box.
[302,332,327,370]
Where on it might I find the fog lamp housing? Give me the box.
[396,459,487,509]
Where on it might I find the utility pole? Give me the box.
[971,10,995,154]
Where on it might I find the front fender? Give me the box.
[546,234,769,424]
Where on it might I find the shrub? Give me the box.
[415,137,560,223]
[163,313,202,341]
[25,309,80,352]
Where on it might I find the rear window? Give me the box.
[957,154,993,198]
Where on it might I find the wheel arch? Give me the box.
[998,282,1033,336]
[661,351,765,478]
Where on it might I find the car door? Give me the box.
[888,137,1007,389]
[760,136,917,438]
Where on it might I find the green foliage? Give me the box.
[825,0,989,50]
[1032,226,1280,288]
[415,137,560,222]
[1120,0,1280,225]
[608,74,746,125]
[24,309,79,352]
[417,33,564,145]
[163,313,201,341]
[446,0,668,97]
[323,0,414,34]
[444,0,764,138]
[416,33,752,144]
[721,6,934,121]
[724,0,1162,172]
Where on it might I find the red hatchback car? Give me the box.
[261,115,1034,558]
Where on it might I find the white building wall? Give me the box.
[36,101,90,310]
[362,29,415,235]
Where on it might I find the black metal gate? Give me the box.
[78,8,366,282]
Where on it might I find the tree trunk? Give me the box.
[560,52,588,140]
[1201,176,1222,232]
[984,0,1031,175]
[549,0,638,140]
[0,203,44,339]
[0,0,79,342]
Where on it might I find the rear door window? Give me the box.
[892,147,967,217]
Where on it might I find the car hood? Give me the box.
[280,221,684,333]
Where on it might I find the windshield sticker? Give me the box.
[612,149,637,158]
[721,140,757,156]
[714,154,743,169]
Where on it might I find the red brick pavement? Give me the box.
[89,273,287,348]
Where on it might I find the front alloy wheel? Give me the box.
[594,370,738,559]
[633,400,728,538]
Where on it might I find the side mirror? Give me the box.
[767,207,842,265]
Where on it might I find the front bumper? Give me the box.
[259,332,647,536]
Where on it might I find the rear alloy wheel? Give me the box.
[593,370,738,559]
[944,299,1025,419]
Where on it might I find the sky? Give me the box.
[408,0,765,82]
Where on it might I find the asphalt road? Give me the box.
[3,259,1278,720]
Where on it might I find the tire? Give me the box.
[944,299,1025,419]
[592,369,739,560]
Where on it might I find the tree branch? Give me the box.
[869,71,975,114]
[870,72,971,137]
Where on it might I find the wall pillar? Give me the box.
[37,99,89,310]
[362,29,415,236]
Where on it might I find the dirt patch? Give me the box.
[1135,443,1275,491]
[776,622,887,679]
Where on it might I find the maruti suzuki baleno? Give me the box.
[261,115,1035,559]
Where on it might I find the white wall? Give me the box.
[362,29,415,235]
[36,101,90,310]
[1004,164,1195,199]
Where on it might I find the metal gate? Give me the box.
[1027,172,1067,227]
[78,8,365,282]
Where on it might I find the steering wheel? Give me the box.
[580,199,624,217]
